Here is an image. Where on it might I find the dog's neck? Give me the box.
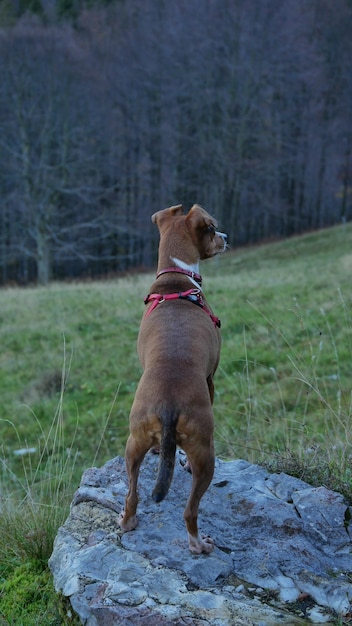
[156,239,202,288]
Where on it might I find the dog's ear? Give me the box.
[186,204,218,230]
[152,204,183,226]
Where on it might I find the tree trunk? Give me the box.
[36,223,51,285]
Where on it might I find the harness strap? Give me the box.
[144,289,221,328]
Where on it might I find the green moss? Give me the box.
[0,563,76,625]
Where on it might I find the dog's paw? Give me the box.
[118,511,138,532]
[179,453,192,473]
[188,534,214,554]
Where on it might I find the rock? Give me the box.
[49,453,352,625]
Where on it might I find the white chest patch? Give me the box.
[170,257,202,289]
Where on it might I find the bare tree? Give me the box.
[1,0,352,284]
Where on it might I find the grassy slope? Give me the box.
[215,225,352,476]
[0,223,351,624]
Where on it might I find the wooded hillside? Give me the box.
[1,0,351,284]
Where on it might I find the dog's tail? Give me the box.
[152,409,178,503]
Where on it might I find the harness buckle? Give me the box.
[144,288,220,328]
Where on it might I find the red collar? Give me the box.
[156,267,202,286]
[144,288,221,328]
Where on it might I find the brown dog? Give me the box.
[119,204,227,553]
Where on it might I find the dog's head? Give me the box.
[185,204,227,259]
[152,204,227,260]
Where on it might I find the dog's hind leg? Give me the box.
[182,441,215,554]
[119,433,150,532]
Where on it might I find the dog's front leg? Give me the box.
[207,374,215,404]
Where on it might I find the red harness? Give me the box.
[144,288,221,328]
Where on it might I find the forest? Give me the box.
[0,0,351,284]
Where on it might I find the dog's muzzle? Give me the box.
[216,231,228,251]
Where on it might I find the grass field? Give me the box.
[1,222,352,624]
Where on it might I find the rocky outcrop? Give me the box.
[49,453,352,625]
